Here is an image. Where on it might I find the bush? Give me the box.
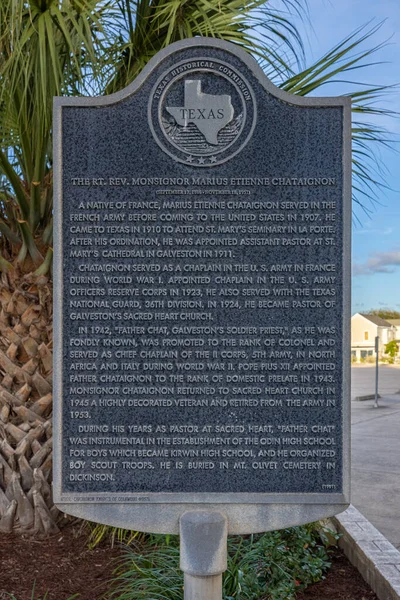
[385,340,399,360]
[106,524,335,600]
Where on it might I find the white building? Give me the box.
[386,319,400,341]
[351,313,397,361]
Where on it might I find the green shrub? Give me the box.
[385,340,399,360]
[106,524,334,600]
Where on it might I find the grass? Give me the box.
[86,522,147,551]
[105,524,336,600]
[1,583,79,600]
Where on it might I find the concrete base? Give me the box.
[180,512,228,600]
[355,394,381,401]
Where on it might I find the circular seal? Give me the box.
[149,58,257,167]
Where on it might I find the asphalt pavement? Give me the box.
[350,365,400,549]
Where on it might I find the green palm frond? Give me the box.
[0,1,397,271]
[281,21,398,219]
[0,0,110,268]
[105,0,305,93]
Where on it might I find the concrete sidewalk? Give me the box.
[351,385,400,549]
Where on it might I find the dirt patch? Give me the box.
[0,523,120,600]
[0,526,379,600]
[297,547,378,600]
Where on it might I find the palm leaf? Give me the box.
[105,0,305,93]
[0,0,109,268]
[0,1,397,270]
[281,22,397,219]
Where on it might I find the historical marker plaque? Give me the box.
[54,39,351,533]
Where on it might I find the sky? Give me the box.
[276,0,400,315]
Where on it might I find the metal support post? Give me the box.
[374,335,379,408]
[180,511,228,600]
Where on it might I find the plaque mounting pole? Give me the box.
[180,511,228,600]
[374,335,379,408]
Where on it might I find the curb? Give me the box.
[334,505,400,600]
[354,394,381,401]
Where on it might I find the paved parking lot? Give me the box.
[351,364,400,399]
[350,365,400,548]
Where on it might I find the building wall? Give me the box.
[351,314,397,361]
[351,314,377,346]
[381,327,395,345]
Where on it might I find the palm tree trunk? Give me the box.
[0,271,59,533]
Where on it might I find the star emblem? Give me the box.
[198,157,206,164]
[186,155,194,163]
[210,156,217,163]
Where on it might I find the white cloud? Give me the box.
[353,249,400,275]
[354,227,394,236]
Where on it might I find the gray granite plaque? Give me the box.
[54,38,351,534]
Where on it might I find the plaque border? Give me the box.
[53,37,351,534]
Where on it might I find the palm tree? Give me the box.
[0,0,394,533]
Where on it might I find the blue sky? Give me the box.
[277,0,400,314]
